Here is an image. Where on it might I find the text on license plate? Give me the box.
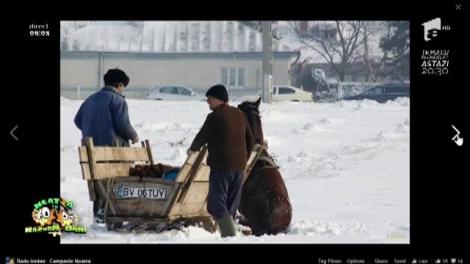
[116,185,167,200]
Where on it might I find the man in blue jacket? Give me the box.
[74,68,139,222]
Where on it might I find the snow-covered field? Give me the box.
[60,97,409,243]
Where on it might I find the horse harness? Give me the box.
[242,151,279,186]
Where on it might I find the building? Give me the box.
[61,50,299,100]
[60,21,299,100]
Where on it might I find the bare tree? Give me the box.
[362,22,374,82]
[378,21,410,81]
[361,21,388,82]
[290,21,365,81]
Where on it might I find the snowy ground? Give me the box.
[60,97,410,243]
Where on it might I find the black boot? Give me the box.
[93,199,105,224]
[216,215,236,237]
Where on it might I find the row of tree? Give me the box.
[289,21,409,85]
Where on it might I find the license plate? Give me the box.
[115,185,167,200]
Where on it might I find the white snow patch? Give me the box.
[61,99,409,243]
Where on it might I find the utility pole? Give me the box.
[97,51,103,90]
[262,21,273,103]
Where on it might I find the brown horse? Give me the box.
[238,98,292,236]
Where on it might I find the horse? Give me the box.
[237,97,292,236]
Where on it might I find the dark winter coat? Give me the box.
[190,104,255,171]
[74,86,137,147]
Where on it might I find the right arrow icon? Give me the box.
[451,125,463,146]
[10,125,18,141]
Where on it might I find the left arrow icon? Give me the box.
[10,125,19,141]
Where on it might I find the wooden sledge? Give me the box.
[79,137,264,232]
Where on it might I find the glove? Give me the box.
[132,136,139,144]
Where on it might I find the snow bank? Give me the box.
[61,99,409,243]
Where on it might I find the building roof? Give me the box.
[61,21,297,53]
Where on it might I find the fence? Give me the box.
[314,81,383,102]
[60,85,261,101]
[61,86,152,100]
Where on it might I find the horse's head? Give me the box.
[238,97,264,144]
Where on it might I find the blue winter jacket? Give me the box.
[74,86,138,146]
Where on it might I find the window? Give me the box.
[367,87,383,95]
[385,86,408,94]
[229,68,236,86]
[279,87,295,94]
[238,68,245,87]
[221,68,228,86]
[160,87,172,94]
[179,87,192,96]
[170,87,179,94]
[220,67,246,88]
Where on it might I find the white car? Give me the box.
[272,85,313,102]
[240,85,313,102]
[145,86,204,101]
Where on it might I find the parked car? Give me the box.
[240,85,313,102]
[145,86,204,101]
[342,83,409,103]
[272,85,313,102]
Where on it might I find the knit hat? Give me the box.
[206,84,228,102]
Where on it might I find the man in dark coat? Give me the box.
[74,68,139,222]
[188,84,255,237]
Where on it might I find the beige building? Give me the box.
[61,50,299,100]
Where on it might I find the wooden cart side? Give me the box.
[166,144,264,220]
[242,144,264,185]
[79,140,154,181]
[78,137,155,218]
[105,176,180,219]
[167,146,210,219]
[81,137,117,214]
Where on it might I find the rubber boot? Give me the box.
[216,215,236,237]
